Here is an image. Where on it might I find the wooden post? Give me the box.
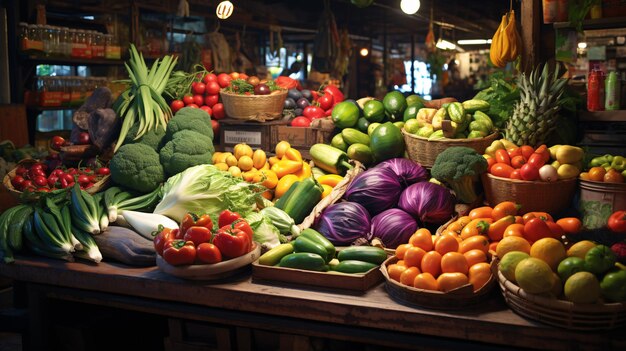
[521,0,541,72]
[411,34,416,93]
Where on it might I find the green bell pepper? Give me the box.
[610,156,626,172]
[590,156,610,168]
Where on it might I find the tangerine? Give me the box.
[437,272,469,292]
[409,228,433,251]
[464,249,487,267]
[403,246,427,268]
[421,251,443,278]
[400,266,421,286]
[435,233,459,256]
[441,252,469,275]
[469,262,492,291]
[413,272,438,291]
[387,264,407,282]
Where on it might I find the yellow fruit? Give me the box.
[567,240,596,259]
[496,236,531,258]
[225,155,238,167]
[242,170,257,182]
[238,155,254,171]
[252,169,278,189]
[214,162,229,171]
[211,152,223,164]
[555,145,584,164]
[557,164,580,180]
[252,149,267,169]
[228,166,242,178]
[216,152,233,164]
[275,141,291,159]
[515,258,554,294]
[564,272,601,304]
[275,174,299,199]
[530,238,567,272]
[234,143,253,159]
[499,251,530,283]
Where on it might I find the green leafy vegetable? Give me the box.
[473,72,520,129]
[245,212,281,250]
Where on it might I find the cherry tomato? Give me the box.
[510,155,526,169]
[520,145,534,160]
[11,175,25,188]
[182,94,195,105]
[556,217,582,235]
[192,94,204,106]
[87,174,97,183]
[211,119,220,136]
[15,167,27,176]
[186,103,199,108]
[205,81,221,96]
[50,135,65,151]
[21,180,33,189]
[202,73,217,84]
[47,175,58,187]
[212,103,225,120]
[33,175,47,187]
[290,116,311,127]
[200,105,213,116]
[96,167,110,176]
[170,99,184,113]
[204,94,219,107]
[491,163,515,178]
[534,145,550,163]
[192,82,206,95]
[217,73,232,88]
[527,153,546,169]
[604,169,625,183]
[519,163,540,181]
[506,147,521,159]
[77,174,90,185]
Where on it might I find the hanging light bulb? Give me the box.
[216,1,234,19]
[400,0,421,15]
[360,48,369,57]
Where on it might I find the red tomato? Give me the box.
[11,175,25,188]
[520,145,534,160]
[183,94,195,105]
[186,104,199,108]
[535,145,550,163]
[510,169,522,180]
[192,82,206,95]
[200,105,213,116]
[491,163,515,178]
[608,211,626,234]
[239,73,249,80]
[556,217,582,235]
[202,73,217,84]
[318,94,334,110]
[486,157,496,171]
[193,94,204,106]
[519,163,540,181]
[204,94,219,107]
[170,99,184,113]
[217,73,232,88]
[496,149,511,165]
[507,147,521,159]
[205,81,221,96]
[303,106,325,119]
[511,155,526,169]
[527,153,546,168]
[196,243,222,264]
[212,103,225,120]
[291,116,311,127]
[211,119,220,136]
[524,218,553,243]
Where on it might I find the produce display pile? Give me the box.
[1,48,625,333]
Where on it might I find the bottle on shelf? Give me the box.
[605,71,620,111]
[587,69,603,112]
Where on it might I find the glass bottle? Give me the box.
[18,22,28,52]
[605,71,620,111]
[587,70,602,112]
[28,24,43,54]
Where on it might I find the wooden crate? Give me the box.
[270,125,334,159]
[219,118,289,153]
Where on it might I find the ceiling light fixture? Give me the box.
[457,39,492,45]
[216,0,234,19]
[578,42,587,49]
[400,0,421,15]
[360,48,369,56]
[436,39,456,50]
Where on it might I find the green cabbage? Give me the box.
[153,164,262,226]
[245,212,281,250]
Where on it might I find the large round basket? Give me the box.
[220,89,287,120]
[497,269,626,330]
[2,159,110,203]
[380,256,496,310]
[481,173,577,215]
[402,129,499,168]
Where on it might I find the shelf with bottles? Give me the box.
[579,110,626,122]
[25,76,125,110]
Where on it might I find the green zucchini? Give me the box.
[330,133,348,152]
[337,246,387,265]
[258,243,294,266]
[300,228,336,260]
[274,180,301,209]
[276,177,323,224]
[278,252,328,271]
[341,128,370,146]
[293,236,331,263]
[346,143,373,165]
[330,260,378,274]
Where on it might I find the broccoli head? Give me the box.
[123,123,166,151]
[159,130,215,176]
[110,143,165,193]
[165,107,214,141]
[430,146,488,204]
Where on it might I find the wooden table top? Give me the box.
[1,256,624,350]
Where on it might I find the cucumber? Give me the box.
[462,99,490,113]
[278,252,328,271]
[277,177,323,225]
[341,128,370,146]
[337,246,387,265]
[346,143,373,165]
[330,260,378,274]
[330,133,348,152]
[258,243,294,266]
[300,228,336,260]
[293,236,331,263]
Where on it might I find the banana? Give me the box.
[7,205,34,252]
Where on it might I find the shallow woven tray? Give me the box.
[496,268,626,330]
[380,256,496,310]
[481,173,577,215]
[402,129,499,168]
[220,89,287,121]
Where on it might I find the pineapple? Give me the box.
[505,64,568,147]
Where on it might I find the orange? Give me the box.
[421,251,442,278]
[434,233,459,256]
[441,252,469,275]
[437,272,469,292]
[503,223,525,238]
[409,229,433,251]
[496,236,531,258]
[399,266,421,286]
[387,264,407,282]
[469,262,492,291]
[395,243,412,260]
[459,235,489,254]
[404,246,427,268]
[413,272,438,291]
[588,166,606,182]
[464,249,487,267]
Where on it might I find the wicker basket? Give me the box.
[497,269,626,330]
[402,129,499,168]
[220,89,288,121]
[481,173,577,215]
[2,159,110,202]
[380,256,497,310]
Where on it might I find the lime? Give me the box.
[557,256,587,282]
[406,94,425,107]
[403,104,421,122]
[499,251,529,283]
[564,271,601,303]
[585,245,617,275]
[404,118,421,134]
[515,258,554,294]
[356,117,370,134]
[370,122,405,162]
[363,100,385,123]
[331,101,359,129]
[600,269,626,302]
[383,91,407,122]
[393,121,405,130]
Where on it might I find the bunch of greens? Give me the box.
[164,64,208,101]
[473,72,520,129]
[224,79,280,95]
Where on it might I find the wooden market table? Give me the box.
[1,256,625,351]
